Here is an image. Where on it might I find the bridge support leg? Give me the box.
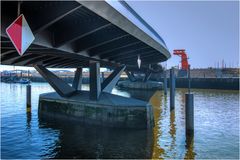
[125,70,136,82]
[89,61,101,100]
[143,72,152,82]
[102,65,126,93]
[101,72,105,82]
[34,65,76,97]
[72,68,82,90]
[170,68,175,111]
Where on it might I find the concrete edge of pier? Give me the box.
[117,80,163,90]
[38,91,154,129]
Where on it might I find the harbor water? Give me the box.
[1,82,239,159]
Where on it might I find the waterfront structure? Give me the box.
[1,1,170,128]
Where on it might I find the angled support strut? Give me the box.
[143,71,152,82]
[102,65,126,93]
[34,65,76,97]
[125,70,137,82]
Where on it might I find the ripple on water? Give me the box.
[1,83,239,159]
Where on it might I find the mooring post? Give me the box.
[170,67,175,110]
[164,70,167,95]
[188,65,191,94]
[26,84,31,112]
[185,93,194,136]
[186,65,194,137]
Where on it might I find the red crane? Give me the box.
[173,49,189,70]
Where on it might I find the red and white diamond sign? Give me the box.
[6,14,35,56]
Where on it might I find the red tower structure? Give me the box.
[173,49,189,70]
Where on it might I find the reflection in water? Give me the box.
[150,91,165,159]
[185,136,195,159]
[1,83,239,159]
[169,111,176,156]
[38,117,153,159]
[150,90,196,159]
[26,111,32,129]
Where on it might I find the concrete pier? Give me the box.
[117,80,163,90]
[38,91,154,129]
[185,93,194,136]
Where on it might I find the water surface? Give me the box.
[1,82,239,159]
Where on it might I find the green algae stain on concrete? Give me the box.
[38,92,154,129]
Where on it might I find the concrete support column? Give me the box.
[26,84,31,112]
[185,93,194,136]
[90,61,101,100]
[163,70,167,95]
[72,68,82,90]
[170,68,175,111]
[101,72,105,82]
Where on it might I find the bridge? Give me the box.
[1,1,171,129]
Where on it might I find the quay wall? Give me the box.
[157,78,239,90]
[1,76,239,90]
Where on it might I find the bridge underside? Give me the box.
[1,1,170,71]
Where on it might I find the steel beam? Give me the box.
[72,68,82,90]
[1,50,16,57]
[115,50,156,62]
[89,61,101,100]
[101,65,126,93]
[34,65,76,97]
[77,1,170,59]
[89,39,139,57]
[91,41,142,57]
[60,61,88,68]
[33,3,82,34]
[45,58,68,67]
[74,33,129,53]
[120,54,164,65]
[1,52,19,62]
[42,57,61,67]
[10,54,43,65]
[102,46,150,60]
[54,22,111,47]
[49,59,75,68]
[25,56,52,66]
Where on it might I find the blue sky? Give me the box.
[127,1,239,69]
[1,1,239,71]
